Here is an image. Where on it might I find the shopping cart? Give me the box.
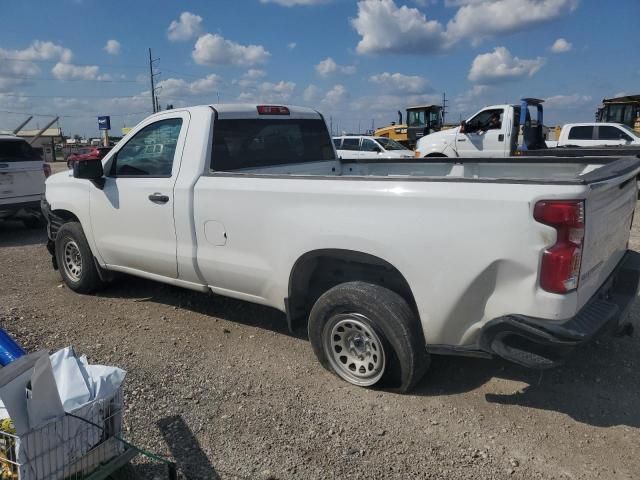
[0,386,176,480]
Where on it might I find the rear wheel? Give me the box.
[55,222,106,293]
[308,281,429,392]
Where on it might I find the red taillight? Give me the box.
[257,105,290,115]
[43,163,51,178]
[534,200,585,294]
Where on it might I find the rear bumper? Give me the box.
[479,250,640,369]
[0,199,42,219]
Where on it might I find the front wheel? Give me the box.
[55,222,106,293]
[308,281,429,392]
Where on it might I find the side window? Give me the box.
[467,109,504,131]
[110,118,182,177]
[598,126,631,141]
[568,126,594,140]
[360,139,379,152]
[341,139,360,151]
[333,138,342,149]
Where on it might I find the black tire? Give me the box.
[308,281,429,392]
[55,222,105,293]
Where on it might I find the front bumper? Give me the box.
[479,250,640,369]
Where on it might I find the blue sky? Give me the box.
[0,0,638,136]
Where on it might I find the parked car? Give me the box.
[42,104,640,392]
[546,122,640,148]
[333,135,414,160]
[0,134,49,228]
[66,146,112,169]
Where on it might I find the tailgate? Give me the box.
[0,161,45,203]
[577,172,637,308]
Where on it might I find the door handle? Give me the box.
[457,138,466,142]
[148,193,169,204]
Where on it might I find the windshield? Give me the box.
[375,137,409,151]
[0,139,40,162]
[407,110,426,127]
[619,124,640,139]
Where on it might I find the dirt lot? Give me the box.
[0,179,639,479]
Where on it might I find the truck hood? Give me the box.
[416,128,458,155]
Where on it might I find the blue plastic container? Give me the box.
[0,329,26,366]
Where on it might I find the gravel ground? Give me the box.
[0,174,638,479]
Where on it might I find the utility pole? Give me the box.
[442,92,448,125]
[148,48,161,113]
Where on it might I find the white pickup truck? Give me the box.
[42,104,640,392]
[416,100,640,159]
[0,134,49,228]
[546,122,640,148]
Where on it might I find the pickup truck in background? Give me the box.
[546,122,640,148]
[0,134,49,228]
[416,98,640,159]
[42,104,640,392]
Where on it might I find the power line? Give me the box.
[0,108,150,118]
[0,93,140,98]
[0,74,138,83]
[0,56,147,70]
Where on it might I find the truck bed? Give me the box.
[226,155,640,185]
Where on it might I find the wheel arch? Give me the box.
[286,248,420,332]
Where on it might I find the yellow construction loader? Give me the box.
[374,105,444,150]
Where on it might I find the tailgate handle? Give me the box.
[619,178,632,189]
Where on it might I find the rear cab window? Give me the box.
[0,139,41,162]
[597,126,632,141]
[211,118,335,171]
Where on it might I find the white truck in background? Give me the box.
[546,122,640,148]
[416,99,640,159]
[42,103,640,392]
[0,134,49,228]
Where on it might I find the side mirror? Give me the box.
[374,146,382,153]
[459,121,467,134]
[73,159,105,189]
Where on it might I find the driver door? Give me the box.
[456,108,507,157]
[90,112,189,278]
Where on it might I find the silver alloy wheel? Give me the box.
[62,239,83,282]
[323,313,386,386]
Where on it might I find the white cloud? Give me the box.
[351,0,449,55]
[0,40,73,91]
[369,72,429,94]
[51,62,110,81]
[288,42,297,50]
[322,84,348,106]
[104,39,121,55]
[468,47,545,83]
[544,93,592,109]
[446,0,578,44]
[351,0,579,55]
[238,80,296,103]
[315,57,356,77]
[167,12,203,42]
[303,84,322,103]
[157,74,222,98]
[259,0,329,5]
[551,37,572,53]
[193,33,270,66]
[233,69,268,88]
